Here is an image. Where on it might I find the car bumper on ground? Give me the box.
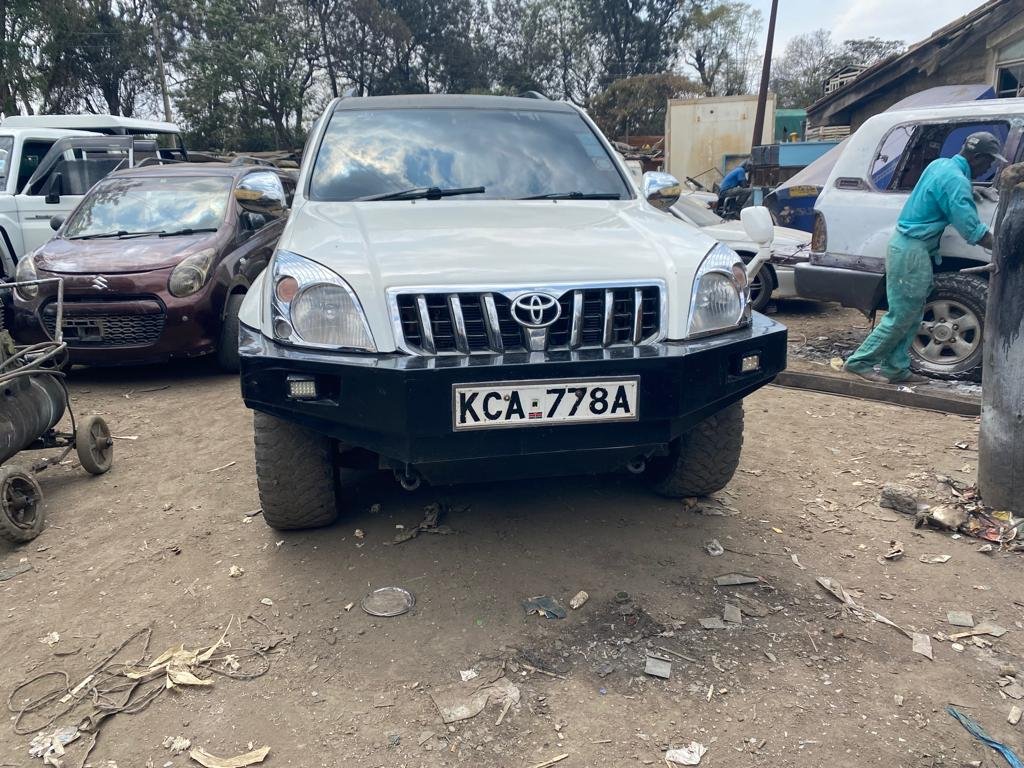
[239,314,788,482]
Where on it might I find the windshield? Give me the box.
[309,108,631,201]
[63,175,232,238]
[673,195,723,227]
[0,136,13,191]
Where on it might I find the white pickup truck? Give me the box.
[0,116,183,277]
[795,99,1024,381]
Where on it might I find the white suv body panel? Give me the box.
[816,99,1024,265]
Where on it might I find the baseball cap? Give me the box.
[963,132,1008,163]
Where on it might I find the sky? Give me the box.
[746,0,987,50]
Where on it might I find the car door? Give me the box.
[229,171,289,287]
[14,136,134,256]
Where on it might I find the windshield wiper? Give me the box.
[358,186,485,202]
[520,191,622,200]
[158,227,220,238]
[69,229,164,240]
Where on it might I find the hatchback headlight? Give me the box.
[686,243,748,338]
[14,254,38,299]
[169,248,217,297]
[268,250,375,351]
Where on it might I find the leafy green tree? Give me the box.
[678,0,763,96]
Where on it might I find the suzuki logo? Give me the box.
[511,293,560,329]
[90,275,108,291]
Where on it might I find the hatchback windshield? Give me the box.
[309,108,631,201]
[63,175,232,238]
[0,136,13,191]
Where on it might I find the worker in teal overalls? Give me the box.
[844,132,1005,384]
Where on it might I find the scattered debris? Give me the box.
[569,591,589,610]
[259,598,273,606]
[918,505,968,531]
[656,646,697,663]
[644,655,672,679]
[392,503,457,544]
[429,674,520,723]
[732,593,771,618]
[1003,684,1024,701]
[714,573,760,586]
[362,587,415,617]
[880,484,923,515]
[880,540,905,562]
[894,695,904,707]
[1009,706,1022,726]
[950,623,1007,640]
[704,539,724,557]
[946,706,1024,768]
[699,617,727,630]
[525,754,568,768]
[522,596,567,620]
[207,461,236,473]
[460,669,478,682]
[665,741,708,765]
[188,745,270,768]
[911,633,933,660]
[947,611,974,628]
[0,561,33,582]
[29,726,80,760]
[228,565,244,578]
[243,508,262,517]
[723,604,742,624]
[952,643,966,652]
[919,554,951,564]
[790,553,806,570]
[354,529,365,539]
[39,631,59,647]
[163,736,192,755]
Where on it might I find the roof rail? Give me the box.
[518,91,549,100]
[228,156,276,167]
[135,156,189,167]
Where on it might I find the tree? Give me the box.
[770,29,904,109]
[585,0,695,85]
[590,73,700,137]
[0,0,41,115]
[678,0,763,96]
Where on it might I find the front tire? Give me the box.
[910,272,987,382]
[217,294,245,373]
[253,411,339,530]
[645,402,744,497]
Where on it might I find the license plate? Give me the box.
[452,377,639,431]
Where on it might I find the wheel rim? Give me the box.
[87,419,113,467]
[749,270,765,304]
[3,476,40,530]
[913,298,982,365]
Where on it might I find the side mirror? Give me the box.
[642,171,682,211]
[740,206,774,247]
[49,215,65,232]
[44,172,62,205]
[234,173,286,216]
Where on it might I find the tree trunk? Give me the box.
[978,163,1024,513]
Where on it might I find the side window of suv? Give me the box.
[888,121,1010,192]
[870,125,915,190]
[16,140,55,192]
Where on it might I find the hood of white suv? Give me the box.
[279,199,718,349]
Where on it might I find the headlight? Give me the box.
[15,254,38,299]
[686,243,748,338]
[268,250,375,351]
[169,248,217,297]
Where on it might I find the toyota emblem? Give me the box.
[511,293,560,328]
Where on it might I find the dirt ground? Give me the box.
[2,305,1022,768]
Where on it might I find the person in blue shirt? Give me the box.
[844,132,1004,384]
[717,159,752,214]
[720,160,750,193]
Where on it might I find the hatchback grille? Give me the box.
[393,286,661,355]
[42,300,166,347]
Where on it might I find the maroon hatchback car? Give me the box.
[12,163,293,370]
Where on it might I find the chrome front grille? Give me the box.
[391,284,663,355]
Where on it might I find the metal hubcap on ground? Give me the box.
[2,476,40,530]
[914,299,981,364]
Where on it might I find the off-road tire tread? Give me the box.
[649,402,744,497]
[910,272,987,383]
[253,411,339,529]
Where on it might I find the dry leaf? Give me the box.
[189,746,270,768]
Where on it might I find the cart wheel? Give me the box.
[0,467,44,543]
[76,415,113,475]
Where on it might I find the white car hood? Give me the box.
[276,199,719,350]
[698,220,810,252]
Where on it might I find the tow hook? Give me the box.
[626,457,647,475]
[396,465,422,491]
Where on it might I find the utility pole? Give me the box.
[978,163,1024,513]
[751,0,779,151]
[152,13,172,123]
